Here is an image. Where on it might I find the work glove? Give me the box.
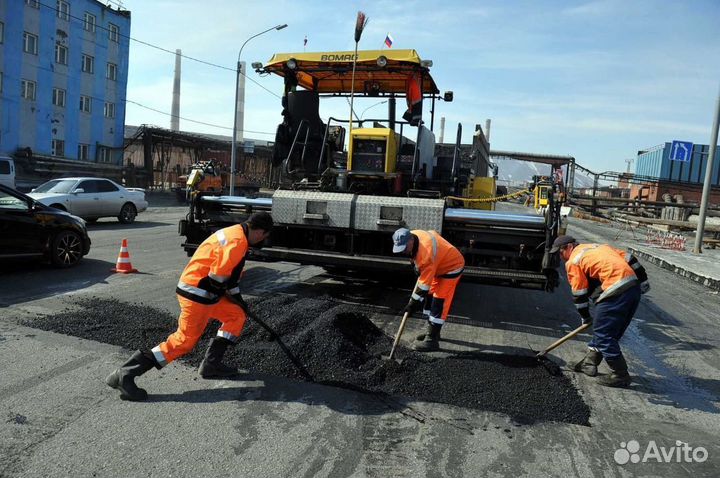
[640,281,650,294]
[404,297,423,315]
[578,308,592,326]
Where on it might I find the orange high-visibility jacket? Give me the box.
[566,244,638,317]
[410,230,465,300]
[176,224,249,304]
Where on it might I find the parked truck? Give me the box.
[179,49,569,291]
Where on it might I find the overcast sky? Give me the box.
[120,0,720,173]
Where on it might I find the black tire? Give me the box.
[86,218,98,223]
[50,230,84,268]
[118,203,137,224]
[49,203,66,211]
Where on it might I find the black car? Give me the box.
[0,184,91,268]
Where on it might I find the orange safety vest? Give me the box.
[566,244,637,308]
[176,224,249,304]
[405,72,422,108]
[410,230,465,299]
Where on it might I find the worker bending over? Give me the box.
[106,212,274,401]
[551,235,650,387]
[392,228,465,352]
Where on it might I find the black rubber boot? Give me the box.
[413,323,441,352]
[572,349,603,377]
[598,356,632,388]
[105,350,157,401]
[199,337,240,379]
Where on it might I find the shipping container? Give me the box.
[636,142,720,187]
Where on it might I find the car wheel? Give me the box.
[118,203,137,224]
[50,203,66,211]
[86,218,98,223]
[50,230,84,268]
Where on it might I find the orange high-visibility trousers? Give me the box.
[151,294,247,366]
[422,274,462,325]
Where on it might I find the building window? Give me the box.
[52,88,66,107]
[51,139,65,157]
[109,23,119,43]
[57,1,70,21]
[25,0,40,8]
[83,12,96,32]
[23,32,38,55]
[81,54,94,73]
[78,144,90,160]
[55,43,68,65]
[80,95,92,113]
[106,62,117,81]
[99,147,112,163]
[104,102,116,118]
[21,79,37,100]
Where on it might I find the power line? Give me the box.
[2,69,275,135]
[35,1,282,98]
[125,100,275,135]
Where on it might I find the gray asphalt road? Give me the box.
[1,203,718,477]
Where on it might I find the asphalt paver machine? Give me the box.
[180,49,570,291]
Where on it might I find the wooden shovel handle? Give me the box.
[388,312,411,360]
[537,323,591,357]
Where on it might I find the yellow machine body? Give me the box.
[534,184,551,209]
[465,177,496,211]
[347,128,399,175]
[187,169,203,188]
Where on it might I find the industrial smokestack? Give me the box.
[485,118,491,142]
[439,117,445,143]
[171,49,181,131]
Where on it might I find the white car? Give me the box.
[28,177,148,224]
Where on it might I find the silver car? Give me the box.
[28,177,148,224]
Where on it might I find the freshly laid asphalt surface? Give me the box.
[24,294,590,426]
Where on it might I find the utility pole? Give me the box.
[625,158,634,174]
[693,84,720,253]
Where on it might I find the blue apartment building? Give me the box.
[0,0,130,166]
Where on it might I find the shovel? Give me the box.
[532,323,591,376]
[382,311,411,363]
[228,296,315,382]
[535,323,591,358]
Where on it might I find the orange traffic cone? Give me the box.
[111,238,138,273]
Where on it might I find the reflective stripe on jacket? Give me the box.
[410,230,465,300]
[176,224,249,304]
[566,244,638,308]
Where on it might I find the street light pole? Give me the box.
[693,84,720,253]
[230,23,287,196]
[360,100,388,121]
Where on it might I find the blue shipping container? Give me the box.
[636,142,720,187]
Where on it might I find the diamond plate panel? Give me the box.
[271,190,355,228]
[354,196,445,232]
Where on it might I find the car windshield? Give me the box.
[33,179,78,193]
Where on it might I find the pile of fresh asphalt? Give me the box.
[24,295,590,425]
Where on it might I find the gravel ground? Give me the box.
[23,295,590,425]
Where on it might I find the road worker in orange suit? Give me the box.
[551,235,650,387]
[392,228,465,352]
[106,212,274,401]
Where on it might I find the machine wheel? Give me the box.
[50,230,84,268]
[118,203,137,224]
[49,203,66,211]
